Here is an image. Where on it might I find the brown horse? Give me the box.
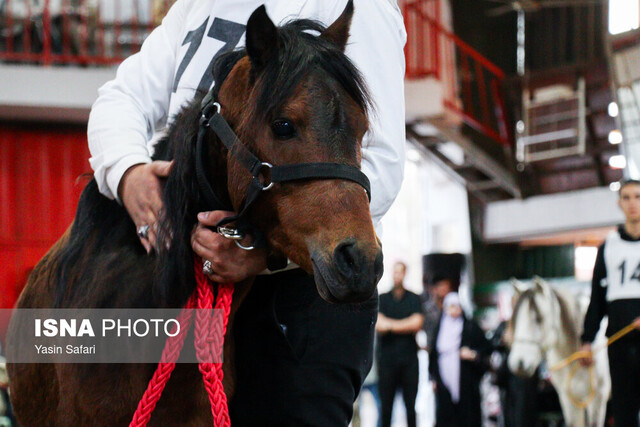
[6,3,383,425]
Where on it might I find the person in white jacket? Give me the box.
[87,0,406,424]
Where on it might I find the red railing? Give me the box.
[0,0,174,65]
[402,0,511,146]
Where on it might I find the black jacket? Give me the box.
[582,225,640,343]
[429,315,491,427]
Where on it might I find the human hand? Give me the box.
[119,161,173,253]
[375,315,394,334]
[578,343,593,367]
[634,317,640,330]
[460,346,477,361]
[191,210,267,283]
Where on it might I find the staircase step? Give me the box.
[427,116,522,199]
[407,117,522,202]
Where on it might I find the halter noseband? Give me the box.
[195,93,371,252]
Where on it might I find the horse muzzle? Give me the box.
[508,354,539,378]
[310,239,383,304]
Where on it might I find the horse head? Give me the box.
[508,278,560,377]
[161,2,383,305]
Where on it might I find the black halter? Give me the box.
[195,92,371,251]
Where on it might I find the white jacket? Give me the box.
[87,0,407,230]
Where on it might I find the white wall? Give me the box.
[484,186,624,243]
[0,64,116,122]
[378,142,472,295]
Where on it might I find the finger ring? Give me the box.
[137,225,150,239]
[202,260,214,275]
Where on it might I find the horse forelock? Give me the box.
[250,18,371,124]
[511,286,579,348]
[511,289,540,329]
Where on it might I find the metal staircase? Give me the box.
[406,117,521,203]
[402,0,521,202]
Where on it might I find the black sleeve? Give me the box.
[428,320,441,380]
[582,243,608,343]
[467,320,492,372]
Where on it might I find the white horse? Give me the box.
[508,278,610,427]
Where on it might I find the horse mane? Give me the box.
[551,288,580,348]
[511,288,539,324]
[51,179,154,308]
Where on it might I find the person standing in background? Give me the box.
[421,253,465,352]
[376,262,424,427]
[430,292,490,427]
[422,275,455,351]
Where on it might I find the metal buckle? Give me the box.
[201,102,222,127]
[259,162,274,191]
[217,225,244,240]
[216,226,255,251]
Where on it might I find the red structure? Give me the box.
[402,0,510,146]
[0,124,90,309]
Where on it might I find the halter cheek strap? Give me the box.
[195,97,371,252]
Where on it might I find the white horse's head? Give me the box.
[508,278,560,377]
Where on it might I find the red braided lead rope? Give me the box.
[130,259,234,427]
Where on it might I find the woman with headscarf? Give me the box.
[429,292,491,427]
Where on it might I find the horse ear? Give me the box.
[246,5,279,73]
[510,278,526,296]
[534,276,551,297]
[321,0,354,51]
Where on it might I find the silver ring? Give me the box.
[137,225,150,240]
[202,260,213,276]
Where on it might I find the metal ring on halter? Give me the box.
[201,102,222,126]
[202,259,214,275]
[259,162,274,191]
[217,226,256,251]
[137,225,150,240]
[217,226,245,241]
[233,240,255,251]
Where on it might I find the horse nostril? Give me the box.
[334,240,358,279]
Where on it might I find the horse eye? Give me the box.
[271,119,296,140]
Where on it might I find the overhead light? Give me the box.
[609,0,639,34]
[610,181,622,192]
[609,155,627,169]
[608,102,619,117]
[609,130,623,145]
